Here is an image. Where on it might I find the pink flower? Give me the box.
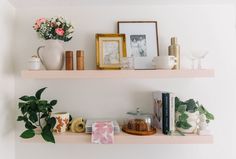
[33,24,40,30]
[36,18,46,26]
[55,28,64,36]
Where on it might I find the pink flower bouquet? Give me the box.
[33,16,74,42]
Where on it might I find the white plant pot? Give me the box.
[176,111,199,134]
[37,40,64,70]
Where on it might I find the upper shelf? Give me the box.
[21,69,214,79]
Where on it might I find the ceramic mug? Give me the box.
[51,112,70,133]
[152,56,177,69]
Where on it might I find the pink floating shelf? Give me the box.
[19,130,213,144]
[21,69,214,79]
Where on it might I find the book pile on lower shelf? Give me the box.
[153,91,176,135]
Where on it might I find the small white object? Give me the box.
[152,56,177,69]
[28,55,41,70]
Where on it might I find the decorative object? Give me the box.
[122,108,156,135]
[70,117,85,133]
[37,40,64,70]
[197,114,211,135]
[168,37,180,69]
[65,51,73,70]
[92,121,114,144]
[33,17,74,42]
[17,87,57,143]
[28,55,41,70]
[51,112,70,133]
[76,50,85,70]
[118,21,159,69]
[120,56,134,70]
[192,51,209,69]
[96,34,126,69]
[175,97,214,134]
[33,17,74,70]
[152,55,177,69]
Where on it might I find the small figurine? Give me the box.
[28,55,41,70]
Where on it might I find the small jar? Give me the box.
[76,50,84,70]
[28,55,40,70]
[65,51,73,70]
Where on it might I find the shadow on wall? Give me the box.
[0,94,16,137]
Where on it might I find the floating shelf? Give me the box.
[21,69,214,79]
[20,130,213,144]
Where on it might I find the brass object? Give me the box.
[76,50,84,70]
[65,51,73,70]
[168,37,180,69]
[96,34,126,70]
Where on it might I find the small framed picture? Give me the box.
[118,21,159,69]
[96,34,126,69]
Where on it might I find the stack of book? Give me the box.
[153,91,175,135]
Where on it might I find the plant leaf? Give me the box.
[29,96,37,101]
[19,96,30,101]
[20,129,35,139]
[47,117,56,129]
[29,113,38,123]
[18,102,26,109]
[17,116,27,122]
[35,87,47,100]
[25,121,37,129]
[206,112,214,120]
[180,122,192,129]
[40,113,48,119]
[186,99,197,112]
[50,100,57,106]
[179,113,188,122]
[41,130,55,143]
[177,105,187,113]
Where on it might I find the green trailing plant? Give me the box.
[17,87,57,143]
[175,97,214,130]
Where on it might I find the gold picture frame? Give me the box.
[96,34,126,69]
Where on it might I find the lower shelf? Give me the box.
[20,130,213,144]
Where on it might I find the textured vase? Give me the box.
[37,40,64,70]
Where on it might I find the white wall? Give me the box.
[14,4,236,159]
[0,0,15,159]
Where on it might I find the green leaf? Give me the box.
[47,117,56,129]
[28,96,37,101]
[35,87,47,100]
[20,129,35,139]
[17,116,25,121]
[186,99,197,112]
[19,96,30,101]
[29,113,38,123]
[180,122,192,129]
[179,113,188,122]
[40,113,49,119]
[21,105,28,115]
[198,106,205,114]
[176,121,181,128]
[18,102,26,109]
[177,105,187,113]
[50,100,57,106]
[25,121,37,129]
[41,130,55,143]
[206,112,214,120]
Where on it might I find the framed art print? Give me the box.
[96,34,126,69]
[118,21,159,69]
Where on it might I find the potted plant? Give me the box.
[175,97,214,133]
[17,87,57,143]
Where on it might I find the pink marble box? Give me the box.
[91,121,114,144]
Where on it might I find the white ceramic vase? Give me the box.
[37,40,64,70]
[176,111,199,133]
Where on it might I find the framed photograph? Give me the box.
[118,21,159,69]
[96,34,126,69]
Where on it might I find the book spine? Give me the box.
[169,93,176,132]
[162,93,169,134]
